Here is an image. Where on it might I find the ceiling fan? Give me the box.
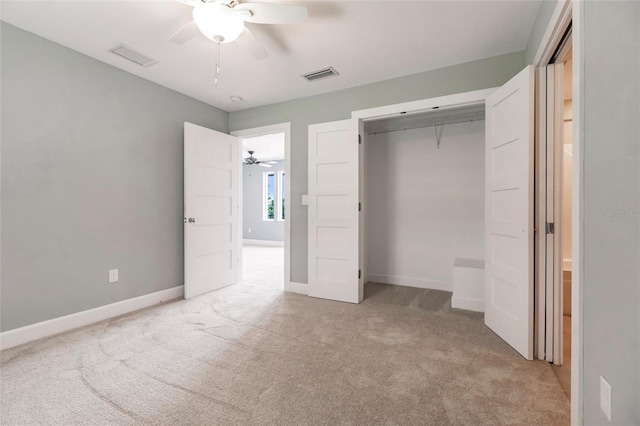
[244,151,277,167]
[170,0,308,84]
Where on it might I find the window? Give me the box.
[263,172,276,221]
[263,170,286,222]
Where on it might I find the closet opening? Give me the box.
[309,82,535,357]
[361,104,486,311]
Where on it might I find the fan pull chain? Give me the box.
[214,42,221,86]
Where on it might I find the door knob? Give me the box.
[188,217,196,223]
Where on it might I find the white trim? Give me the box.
[353,88,497,301]
[288,281,308,295]
[351,88,496,122]
[535,66,548,361]
[277,170,285,222]
[243,239,284,247]
[366,274,451,292]
[232,123,292,292]
[533,0,573,66]
[0,286,184,351]
[236,139,244,282]
[451,296,484,313]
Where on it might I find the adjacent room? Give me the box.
[241,132,286,289]
[1,1,638,425]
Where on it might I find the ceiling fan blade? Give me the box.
[234,3,308,25]
[234,26,268,59]
[259,163,272,168]
[169,21,199,44]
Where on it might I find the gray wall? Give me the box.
[579,2,639,424]
[229,51,526,283]
[243,160,284,241]
[0,23,228,332]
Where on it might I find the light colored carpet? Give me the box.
[1,245,569,425]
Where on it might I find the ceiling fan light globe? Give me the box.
[193,3,244,44]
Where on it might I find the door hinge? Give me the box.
[358,202,361,211]
[358,134,362,145]
[358,269,362,279]
[546,222,555,234]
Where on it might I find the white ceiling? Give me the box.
[0,1,542,112]
[242,132,284,161]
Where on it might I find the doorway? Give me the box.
[240,133,286,287]
[548,36,574,398]
[231,123,292,291]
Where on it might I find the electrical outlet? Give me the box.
[108,269,119,283]
[600,375,612,421]
[248,227,252,233]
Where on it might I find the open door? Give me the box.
[184,122,240,299]
[484,66,535,359]
[308,119,363,303]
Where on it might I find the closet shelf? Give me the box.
[364,104,485,135]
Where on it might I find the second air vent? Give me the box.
[109,43,157,67]
[302,66,339,82]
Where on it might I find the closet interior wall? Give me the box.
[363,111,486,292]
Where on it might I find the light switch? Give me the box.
[302,195,309,205]
[109,269,119,283]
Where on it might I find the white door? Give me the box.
[184,122,239,299]
[308,119,363,303]
[484,65,535,359]
[545,63,566,365]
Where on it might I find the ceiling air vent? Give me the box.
[108,43,157,68]
[302,66,339,82]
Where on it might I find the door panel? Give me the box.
[308,119,362,303]
[550,63,566,365]
[184,122,239,299]
[485,66,535,360]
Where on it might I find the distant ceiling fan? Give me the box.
[170,0,308,85]
[244,151,277,167]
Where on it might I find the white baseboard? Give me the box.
[451,296,484,313]
[288,281,308,295]
[243,239,284,247]
[0,286,184,351]
[366,273,452,292]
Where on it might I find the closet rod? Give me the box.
[366,115,485,136]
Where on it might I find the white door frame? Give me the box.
[532,0,581,424]
[231,123,292,291]
[352,88,496,286]
[352,88,496,122]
